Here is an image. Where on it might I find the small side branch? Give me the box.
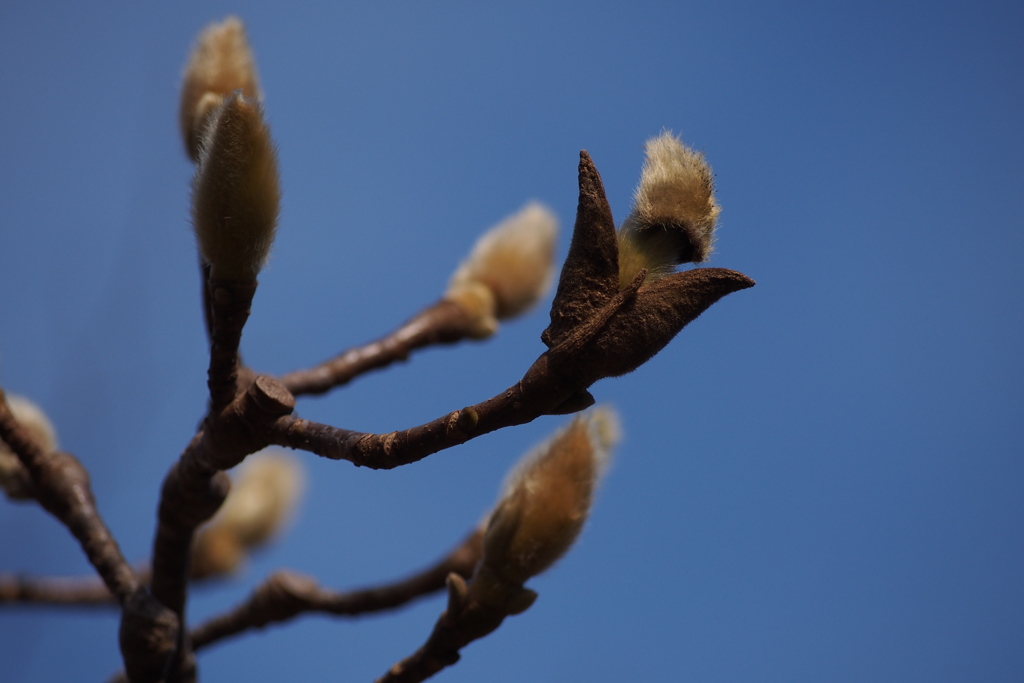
[0,389,179,682]
[206,279,258,412]
[270,352,584,470]
[278,300,482,396]
[0,391,140,604]
[0,573,116,606]
[191,528,484,651]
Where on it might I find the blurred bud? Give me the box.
[617,132,720,289]
[2,395,58,452]
[180,16,261,162]
[192,450,303,578]
[191,92,280,281]
[190,525,246,579]
[445,202,558,335]
[475,408,619,596]
[443,281,498,339]
[0,395,58,500]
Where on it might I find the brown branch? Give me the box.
[268,341,598,471]
[0,561,235,607]
[0,393,139,605]
[0,572,118,606]
[146,275,268,682]
[268,268,747,470]
[151,152,749,679]
[267,156,755,473]
[206,278,257,412]
[150,376,295,613]
[150,372,296,682]
[277,299,481,397]
[0,389,179,682]
[190,528,484,651]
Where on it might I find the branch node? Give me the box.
[246,376,295,417]
[455,408,479,434]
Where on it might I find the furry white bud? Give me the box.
[618,131,720,289]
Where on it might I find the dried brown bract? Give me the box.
[540,152,753,389]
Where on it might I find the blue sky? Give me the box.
[1,1,1022,681]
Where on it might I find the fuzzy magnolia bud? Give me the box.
[445,202,558,335]
[617,132,720,289]
[191,92,280,281]
[192,450,303,578]
[180,16,261,162]
[0,394,58,500]
[476,408,619,593]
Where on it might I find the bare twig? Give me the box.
[149,277,267,683]
[277,300,483,396]
[0,573,117,605]
[0,561,236,607]
[190,528,484,651]
[206,278,258,412]
[0,389,179,682]
[269,153,753,474]
[0,392,138,603]
[267,317,587,473]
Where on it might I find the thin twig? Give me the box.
[191,528,484,651]
[0,392,140,604]
[0,562,238,607]
[0,389,179,682]
[277,300,480,397]
[0,573,119,606]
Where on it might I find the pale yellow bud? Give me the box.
[618,131,720,289]
[2,395,58,453]
[479,408,619,588]
[192,450,304,577]
[0,395,59,500]
[446,202,558,322]
[190,525,246,579]
[191,93,280,281]
[180,16,261,162]
[443,281,499,339]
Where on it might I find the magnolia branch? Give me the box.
[0,390,178,682]
[190,528,484,651]
[278,300,484,396]
[0,573,115,605]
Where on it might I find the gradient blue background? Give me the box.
[1,2,1022,681]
